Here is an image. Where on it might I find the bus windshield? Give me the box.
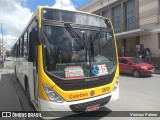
[42,24,116,79]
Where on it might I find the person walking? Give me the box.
[142,50,146,61]
[146,48,151,62]
[137,51,142,59]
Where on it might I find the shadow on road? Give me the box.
[120,73,153,78]
[56,107,112,120]
[0,73,41,120]
[0,73,113,120]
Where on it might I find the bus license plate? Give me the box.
[86,104,100,112]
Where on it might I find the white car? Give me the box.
[5,57,12,61]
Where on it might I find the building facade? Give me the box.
[79,0,160,65]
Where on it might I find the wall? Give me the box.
[140,33,160,57]
[116,39,122,50]
[126,38,137,56]
[139,0,159,30]
[78,0,119,13]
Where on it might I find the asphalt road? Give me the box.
[0,61,160,120]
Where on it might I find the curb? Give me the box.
[153,74,160,76]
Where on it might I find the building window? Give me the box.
[102,10,108,18]
[124,0,135,31]
[112,5,121,33]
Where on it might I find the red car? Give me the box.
[119,57,155,77]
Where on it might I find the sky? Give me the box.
[0,0,90,50]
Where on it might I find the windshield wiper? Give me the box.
[65,23,93,77]
[65,23,87,49]
[89,34,95,60]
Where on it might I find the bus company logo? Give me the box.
[70,93,88,99]
[90,90,95,96]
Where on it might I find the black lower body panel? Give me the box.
[69,95,111,113]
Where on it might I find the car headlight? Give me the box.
[43,84,64,103]
[113,77,119,91]
[140,66,147,70]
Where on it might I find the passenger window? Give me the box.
[21,35,24,57]
[121,59,128,64]
[24,31,28,59]
[18,39,21,57]
[16,43,19,57]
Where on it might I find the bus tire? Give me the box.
[132,70,140,77]
[25,77,34,108]
[14,67,18,80]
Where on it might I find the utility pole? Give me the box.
[0,23,3,61]
[60,0,62,8]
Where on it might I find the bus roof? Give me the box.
[37,6,110,21]
[15,6,110,45]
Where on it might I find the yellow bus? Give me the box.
[14,6,119,118]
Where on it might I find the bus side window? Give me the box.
[28,28,38,63]
[23,31,28,59]
[21,35,24,57]
[28,18,38,63]
[18,38,21,57]
[16,43,19,57]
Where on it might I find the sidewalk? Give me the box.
[0,67,22,111]
[0,67,14,80]
[154,68,160,74]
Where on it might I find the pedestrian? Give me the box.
[145,48,151,62]
[142,50,146,61]
[137,51,142,59]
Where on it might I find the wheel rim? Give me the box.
[133,70,139,77]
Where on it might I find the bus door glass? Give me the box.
[28,25,39,102]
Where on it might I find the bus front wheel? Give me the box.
[14,67,18,80]
[25,77,34,108]
[25,79,31,101]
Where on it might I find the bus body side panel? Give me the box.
[15,56,37,102]
[20,58,28,89]
[15,52,39,108]
[16,58,25,89]
[27,62,36,101]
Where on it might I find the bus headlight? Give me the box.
[43,84,64,103]
[113,77,119,91]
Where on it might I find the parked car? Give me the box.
[119,57,154,77]
[5,57,12,61]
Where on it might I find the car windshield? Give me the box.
[42,25,117,79]
[129,57,143,64]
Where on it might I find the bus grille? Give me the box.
[69,96,111,113]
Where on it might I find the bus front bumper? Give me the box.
[39,87,119,119]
